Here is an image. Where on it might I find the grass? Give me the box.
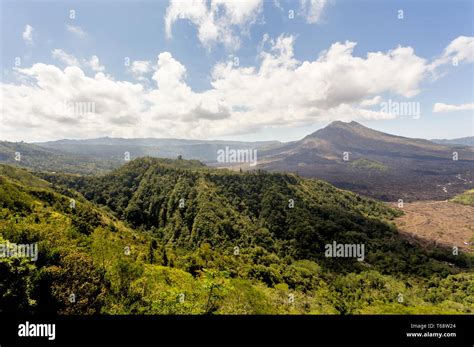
[451,189,474,207]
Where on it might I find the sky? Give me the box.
[0,0,473,142]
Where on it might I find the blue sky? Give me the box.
[1,0,473,142]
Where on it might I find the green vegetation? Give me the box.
[348,158,388,171]
[451,189,474,207]
[0,160,472,315]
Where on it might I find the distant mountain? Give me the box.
[0,141,118,174]
[2,123,473,201]
[34,137,279,163]
[0,137,279,175]
[257,121,474,201]
[431,137,474,147]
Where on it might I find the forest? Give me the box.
[0,158,472,315]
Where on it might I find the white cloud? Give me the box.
[359,96,382,107]
[444,36,474,63]
[87,55,105,72]
[164,0,330,51]
[128,60,152,81]
[299,0,329,23]
[165,0,263,50]
[22,25,34,45]
[131,60,151,75]
[430,36,474,71]
[51,49,81,67]
[433,102,474,113]
[2,64,144,140]
[1,35,472,141]
[152,52,188,90]
[51,49,105,72]
[66,25,87,38]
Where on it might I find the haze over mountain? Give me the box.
[33,138,278,164]
[0,138,277,174]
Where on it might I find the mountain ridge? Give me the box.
[2,121,472,200]
[256,121,474,201]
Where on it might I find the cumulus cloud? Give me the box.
[1,35,472,141]
[22,24,34,45]
[152,52,188,89]
[165,0,263,50]
[2,64,144,140]
[66,25,87,38]
[433,102,474,113]
[130,60,152,80]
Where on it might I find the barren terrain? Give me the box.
[393,200,474,253]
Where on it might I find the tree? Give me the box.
[0,249,37,313]
[45,251,108,314]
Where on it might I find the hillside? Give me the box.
[257,121,474,201]
[0,141,118,175]
[42,157,406,269]
[0,164,149,314]
[38,156,473,274]
[1,160,473,314]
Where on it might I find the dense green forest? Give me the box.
[0,159,472,315]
